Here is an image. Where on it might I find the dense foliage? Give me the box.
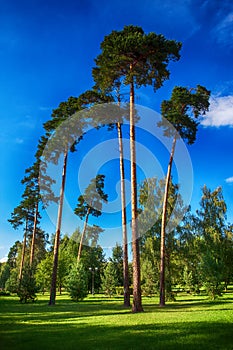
[2,184,233,302]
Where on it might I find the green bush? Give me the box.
[5,269,19,293]
[0,290,11,296]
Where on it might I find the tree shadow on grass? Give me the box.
[1,321,232,350]
[1,296,233,322]
[1,295,233,350]
[0,297,132,323]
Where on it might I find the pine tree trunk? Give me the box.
[77,208,90,262]
[117,121,130,307]
[130,76,143,313]
[30,201,39,267]
[19,218,28,286]
[49,150,68,306]
[159,135,177,307]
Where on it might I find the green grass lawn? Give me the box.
[0,291,233,350]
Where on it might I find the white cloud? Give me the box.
[0,256,8,263]
[225,176,233,184]
[201,95,233,127]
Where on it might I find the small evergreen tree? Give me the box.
[101,262,118,297]
[110,244,124,286]
[182,266,200,294]
[17,266,38,303]
[141,258,157,296]
[66,262,88,302]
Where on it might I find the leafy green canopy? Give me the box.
[196,186,227,299]
[93,25,182,92]
[197,185,227,235]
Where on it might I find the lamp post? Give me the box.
[89,267,98,295]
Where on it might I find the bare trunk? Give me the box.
[19,218,28,286]
[130,76,143,313]
[30,201,39,267]
[77,208,90,262]
[159,135,177,307]
[49,150,68,306]
[117,121,130,307]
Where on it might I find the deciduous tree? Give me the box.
[197,186,227,299]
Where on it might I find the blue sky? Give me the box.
[0,0,233,261]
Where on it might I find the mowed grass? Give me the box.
[0,290,233,350]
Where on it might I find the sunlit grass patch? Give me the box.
[0,291,233,350]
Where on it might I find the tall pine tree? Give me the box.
[93,25,181,312]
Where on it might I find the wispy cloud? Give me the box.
[15,138,24,144]
[225,176,233,184]
[201,95,233,127]
[212,80,233,96]
[18,115,37,129]
[39,106,52,112]
[213,12,233,48]
[190,1,233,49]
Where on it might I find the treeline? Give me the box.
[1,25,232,310]
[1,182,233,302]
